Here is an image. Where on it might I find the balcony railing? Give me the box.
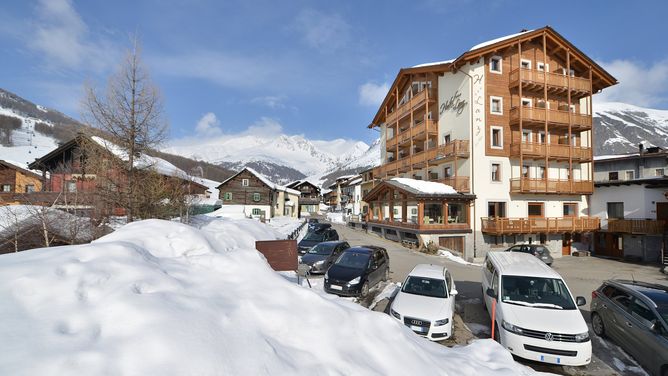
[509,68,591,94]
[509,107,592,129]
[510,142,593,161]
[426,140,470,162]
[481,216,600,234]
[438,177,470,193]
[510,178,593,194]
[607,219,668,235]
[367,218,470,232]
[386,88,436,124]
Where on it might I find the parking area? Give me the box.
[321,221,666,376]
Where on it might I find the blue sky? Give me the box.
[1,0,667,146]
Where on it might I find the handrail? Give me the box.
[481,216,600,234]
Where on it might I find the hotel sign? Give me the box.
[439,90,467,116]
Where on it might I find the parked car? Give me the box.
[309,223,331,232]
[504,244,553,266]
[297,228,339,254]
[482,252,590,367]
[590,280,668,376]
[300,241,350,274]
[324,246,389,297]
[390,264,457,341]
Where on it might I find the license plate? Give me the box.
[330,285,342,291]
[539,355,559,364]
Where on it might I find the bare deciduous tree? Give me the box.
[83,38,168,221]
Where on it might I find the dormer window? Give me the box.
[490,56,502,74]
[537,62,548,72]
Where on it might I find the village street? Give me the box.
[322,221,666,376]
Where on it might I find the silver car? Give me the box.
[590,280,668,376]
[504,244,553,266]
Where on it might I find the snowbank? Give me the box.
[391,177,458,195]
[0,218,541,375]
[438,249,483,267]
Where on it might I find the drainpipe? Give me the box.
[457,66,476,259]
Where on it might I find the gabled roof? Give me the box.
[286,180,321,192]
[369,26,618,128]
[364,178,475,202]
[0,160,42,180]
[217,167,300,195]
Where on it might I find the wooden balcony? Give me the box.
[386,89,437,124]
[509,68,591,98]
[367,218,470,232]
[437,177,470,193]
[481,216,600,235]
[427,140,470,162]
[510,178,593,194]
[509,107,592,130]
[510,142,593,161]
[607,219,668,235]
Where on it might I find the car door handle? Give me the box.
[625,321,633,327]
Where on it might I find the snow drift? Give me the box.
[0,217,542,375]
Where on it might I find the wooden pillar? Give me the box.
[401,194,408,223]
[567,49,573,193]
[542,32,549,185]
[519,40,524,191]
[395,86,400,176]
[418,201,424,229]
[442,200,449,225]
[389,189,395,222]
[589,66,594,187]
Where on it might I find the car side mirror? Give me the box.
[576,296,587,306]
[486,288,496,299]
[451,289,458,296]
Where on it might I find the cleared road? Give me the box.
[330,221,657,376]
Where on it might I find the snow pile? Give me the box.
[205,205,248,220]
[0,205,93,244]
[438,249,482,267]
[265,217,305,238]
[326,212,346,224]
[392,177,458,195]
[0,218,541,375]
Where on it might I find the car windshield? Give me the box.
[501,276,576,310]
[303,232,326,241]
[334,252,370,269]
[308,243,335,255]
[402,276,447,298]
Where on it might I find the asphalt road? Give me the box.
[328,220,661,376]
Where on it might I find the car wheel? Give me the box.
[591,312,606,337]
[361,282,370,297]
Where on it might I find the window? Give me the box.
[537,62,548,72]
[563,203,578,217]
[520,59,531,69]
[1,184,11,192]
[608,171,619,181]
[252,208,262,216]
[657,168,665,176]
[393,208,399,216]
[491,163,501,182]
[252,193,261,202]
[625,171,634,180]
[561,68,575,77]
[538,166,546,179]
[490,127,503,149]
[528,202,544,217]
[538,131,547,144]
[447,203,467,223]
[488,202,506,217]
[223,192,232,201]
[25,184,35,193]
[537,99,548,109]
[490,96,503,114]
[522,165,530,178]
[443,134,451,144]
[522,130,532,143]
[521,98,532,107]
[66,181,77,193]
[630,299,656,325]
[571,134,577,146]
[242,179,249,187]
[607,202,624,219]
[411,208,418,215]
[570,104,577,113]
[490,56,502,73]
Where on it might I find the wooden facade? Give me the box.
[286,180,321,213]
[0,160,43,200]
[218,169,274,207]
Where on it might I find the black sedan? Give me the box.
[300,241,350,274]
[297,228,339,254]
[324,246,390,297]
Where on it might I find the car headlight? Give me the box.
[314,260,325,266]
[435,318,450,326]
[502,320,524,335]
[348,276,361,285]
[574,331,590,342]
[390,308,401,319]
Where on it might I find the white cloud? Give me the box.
[195,112,223,136]
[293,9,351,53]
[251,95,287,109]
[358,82,389,107]
[598,59,668,108]
[28,0,118,72]
[245,117,283,135]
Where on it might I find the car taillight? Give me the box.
[591,290,598,300]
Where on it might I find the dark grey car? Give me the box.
[504,244,553,266]
[300,241,350,274]
[590,280,668,376]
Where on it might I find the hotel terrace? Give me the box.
[363,26,617,260]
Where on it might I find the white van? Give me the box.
[481,252,591,366]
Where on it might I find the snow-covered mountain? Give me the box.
[593,102,668,155]
[165,134,382,185]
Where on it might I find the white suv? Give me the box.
[390,264,456,341]
[482,252,591,366]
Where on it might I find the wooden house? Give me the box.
[0,160,43,205]
[285,180,321,215]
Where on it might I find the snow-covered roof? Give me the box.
[219,167,300,195]
[391,178,458,195]
[0,205,93,244]
[412,59,454,68]
[468,29,534,51]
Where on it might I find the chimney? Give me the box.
[638,143,644,155]
[638,143,644,178]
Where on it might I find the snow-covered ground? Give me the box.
[0,216,543,375]
[326,212,346,224]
